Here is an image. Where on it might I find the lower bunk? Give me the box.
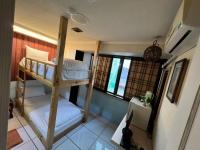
[16,90,84,146]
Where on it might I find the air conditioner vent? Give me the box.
[169,30,191,53]
[164,0,200,56]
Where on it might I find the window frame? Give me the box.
[93,54,166,101]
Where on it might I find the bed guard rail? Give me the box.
[23,57,57,87]
[21,57,90,87]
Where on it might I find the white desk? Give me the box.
[111,115,127,146]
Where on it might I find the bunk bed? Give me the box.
[15,16,100,150]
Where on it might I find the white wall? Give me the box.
[153,41,200,150]
[64,41,168,59]
[64,41,98,59]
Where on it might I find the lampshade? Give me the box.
[143,40,162,61]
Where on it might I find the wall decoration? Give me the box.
[167,58,189,103]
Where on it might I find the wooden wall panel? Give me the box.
[11,32,57,80]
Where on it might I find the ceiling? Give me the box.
[15,0,182,43]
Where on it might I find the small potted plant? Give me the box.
[143,91,153,107]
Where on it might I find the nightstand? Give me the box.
[127,97,152,131]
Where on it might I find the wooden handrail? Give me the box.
[24,57,56,82]
[25,57,56,67]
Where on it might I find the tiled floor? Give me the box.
[8,109,152,150]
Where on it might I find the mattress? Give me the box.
[19,95,83,139]
[19,58,90,80]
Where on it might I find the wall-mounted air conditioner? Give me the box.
[164,0,200,56]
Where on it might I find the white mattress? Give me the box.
[20,95,83,139]
[19,58,90,80]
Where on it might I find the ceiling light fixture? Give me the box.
[66,7,89,25]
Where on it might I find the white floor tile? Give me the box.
[89,138,117,150]
[33,138,45,150]
[70,127,97,150]
[85,118,107,136]
[96,116,109,125]
[24,125,37,139]
[53,136,68,149]
[55,139,80,150]
[99,126,115,142]
[11,141,37,150]
[66,124,83,137]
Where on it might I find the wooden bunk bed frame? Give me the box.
[15,16,100,150]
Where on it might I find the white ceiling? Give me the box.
[15,0,182,43]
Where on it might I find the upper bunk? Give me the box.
[17,46,91,88]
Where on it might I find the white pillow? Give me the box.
[26,46,49,61]
[24,86,45,98]
[59,87,71,99]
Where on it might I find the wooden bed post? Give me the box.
[46,16,68,150]
[84,41,101,121]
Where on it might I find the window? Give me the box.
[107,58,131,97]
[117,59,131,96]
[94,54,163,101]
[107,58,121,93]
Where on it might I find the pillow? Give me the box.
[24,86,45,98]
[59,87,71,99]
[26,46,49,61]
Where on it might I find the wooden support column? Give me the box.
[46,16,68,150]
[84,41,101,121]
[0,0,15,149]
